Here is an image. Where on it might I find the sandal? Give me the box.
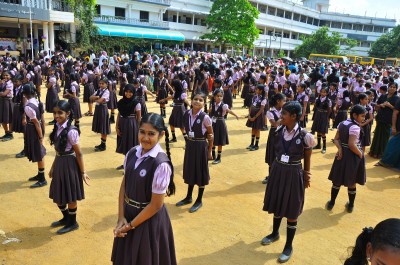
[374,162,382,167]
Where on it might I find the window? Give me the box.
[284,11,292,20]
[276,9,284,18]
[353,24,362,31]
[374,26,383,33]
[267,30,274,36]
[291,33,298,40]
[293,13,300,21]
[140,11,149,22]
[258,4,267,13]
[185,16,192,24]
[249,1,257,8]
[313,19,319,26]
[300,15,307,23]
[267,6,276,16]
[307,17,313,24]
[283,32,290,38]
[95,5,101,15]
[331,22,341,28]
[115,7,125,18]
[364,25,373,32]
[258,28,265,35]
[361,41,371,48]
[319,20,328,26]
[342,23,352,30]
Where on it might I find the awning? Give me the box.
[95,24,185,41]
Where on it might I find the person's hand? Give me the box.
[113,218,128,238]
[116,128,121,136]
[392,128,397,136]
[208,150,213,160]
[22,118,27,126]
[249,117,255,122]
[303,170,311,188]
[235,115,239,120]
[336,149,343,160]
[82,173,90,186]
[300,116,304,121]
[39,138,43,145]
[49,168,53,179]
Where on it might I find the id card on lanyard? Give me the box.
[188,110,202,138]
[280,126,300,163]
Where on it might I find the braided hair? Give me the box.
[49,100,79,152]
[140,113,175,196]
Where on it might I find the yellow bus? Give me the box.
[308,54,349,64]
[384,58,400,67]
[360,57,385,66]
[346,55,362,64]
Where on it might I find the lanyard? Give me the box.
[188,110,201,132]
[281,126,300,155]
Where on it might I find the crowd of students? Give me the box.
[0,49,399,264]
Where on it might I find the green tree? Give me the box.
[294,27,356,58]
[200,0,259,51]
[369,25,400,58]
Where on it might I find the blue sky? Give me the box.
[293,0,399,22]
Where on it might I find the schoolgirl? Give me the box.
[22,83,47,188]
[232,66,239,99]
[222,69,234,112]
[281,81,294,101]
[0,71,14,141]
[48,100,90,234]
[63,73,82,129]
[115,84,141,170]
[326,105,367,213]
[311,85,332,154]
[112,113,176,265]
[33,60,43,98]
[333,89,351,129]
[262,101,314,263]
[241,71,252,108]
[132,79,155,118]
[107,70,118,124]
[90,77,111,152]
[296,83,309,128]
[82,63,96,116]
[12,75,26,157]
[358,93,374,151]
[263,93,286,185]
[45,67,60,125]
[156,70,173,118]
[118,65,129,97]
[209,88,239,164]
[176,92,213,213]
[328,82,338,130]
[246,85,267,151]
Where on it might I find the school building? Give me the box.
[94,0,397,57]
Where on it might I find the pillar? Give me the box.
[70,22,76,43]
[287,50,290,57]
[42,21,49,53]
[49,22,55,53]
[191,42,194,50]
[33,24,39,54]
[22,24,28,54]
[270,49,274,57]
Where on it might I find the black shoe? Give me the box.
[30,180,48,188]
[109,116,115,124]
[246,145,254,150]
[345,202,354,213]
[57,222,79,234]
[0,134,6,140]
[189,202,202,213]
[170,138,177,143]
[321,148,326,154]
[325,200,334,211]
[249,146,259,151]
[313,144,321,150]
[16,150,26,158]
[28,175,39,181]
[278,247,293,263]
[1,133,13,141]
[212,158,221,164]
[116,165,124,170]
[94,145,106,152]
[262,176,269,184]
[176,198,193,207]
[51,218,68,228]
[261,233,280,245]
[48,120,56,125]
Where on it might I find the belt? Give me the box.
[275,158,302,165]
[317,109,328,112]
[173,103,183,106]
[14,103,21,105]
[27,121,42,125]
[124,195,149,209]
[187,137,206,141]
[341,143,361,149]
[56,151,75,156]
[120,114,136,118]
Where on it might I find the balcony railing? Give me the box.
[136,0,171,6]
[94,15,169,29]
[51,0,71,12]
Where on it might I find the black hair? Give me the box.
[225,69,233,77]
[358,93,368,102]
[193,91,207,101]
[369,89,378,102]
[132,79,140,85]
[214,78,222,85]
[342,82,348,88]
[257,84,266,100]
[282,101,302,121]
[365,82,372,89]
[269,93,285,107]
[140,113,175,196]
[172,79,183,100]
[49,100,79,151]
[389,82,398,95]
[99,76,108,84]
[298,83,306,91]
[213,88,224,97]
[343,90,350,98]
[350,104,367,124]
[379,85,388,92]
[344,218,400,265]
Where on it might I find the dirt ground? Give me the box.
[1,86,399,265]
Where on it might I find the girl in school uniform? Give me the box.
[107,70,118,124]
[209,88,239,164]
[22,83,47,188]
[296,83,309,128]
[12,75,26,157]
[48,100,90,234]
[0,71,14,141]
[282,81,294,101]
[45,67,60,125]
[241,71,252,108]
[222,69,234,113]
[328,82,338,130]
[159,79,190,143]
[333,89,351,129]
[33,61,42,98]
[115,84,142,170]
[311,85,332,154]
[112,113,176,265]
[326,105,367,213]
[90,77,111,152]
[132,79,155,118]
[176,92,213,213]
[63,73,82,129]
[358,93,374,152]
[82,63,95,116]
[262,101,315,263]
[263,93,286,185]
[246,85,267,151]
[155,70,173,118]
